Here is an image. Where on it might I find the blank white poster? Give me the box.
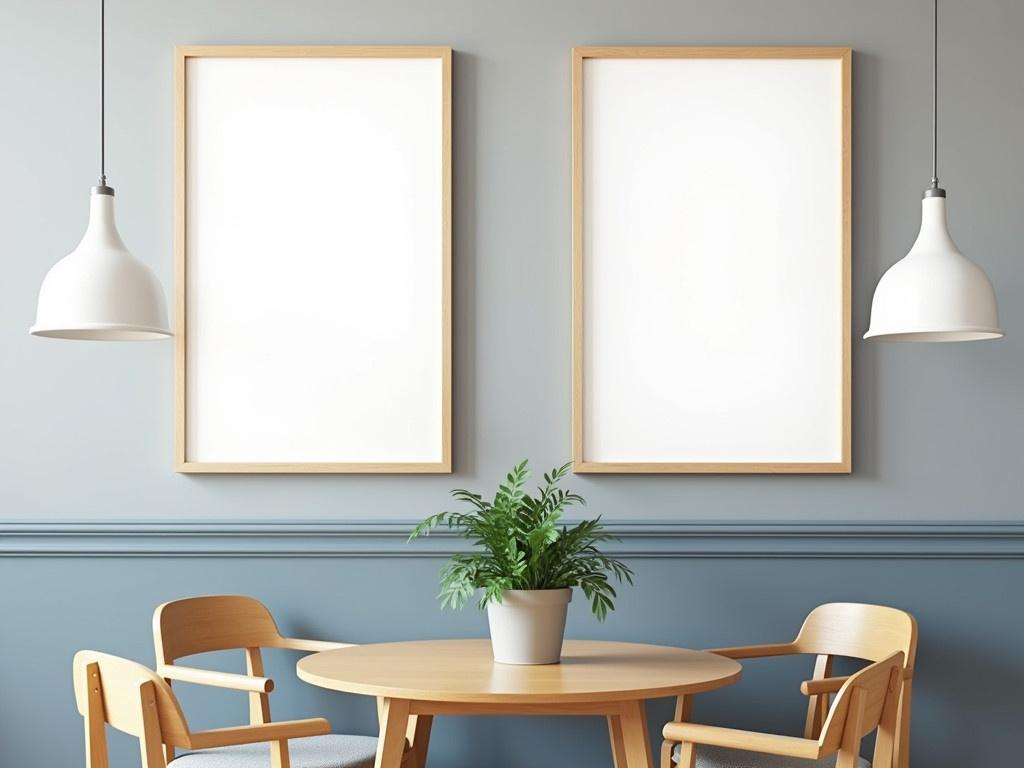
[579,55,847,469]
[183,54,447,469]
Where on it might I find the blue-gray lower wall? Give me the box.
[3,523,1021,768]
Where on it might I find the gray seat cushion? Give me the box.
[672,743,870,768]
[170,734,378,768]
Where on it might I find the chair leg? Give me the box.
[138,682,168,768]
[675,742,696,768]
[245,648,272,726]
[894,680,912,768]
[673,696,692,723]
[83,663,110,768]
[872,668,902,768]
[270,740,291,768]
[661,694,691,768]
[804,654,834,739]
[661,739,686,768]
[836,687,866,768]
[836,747,860,768]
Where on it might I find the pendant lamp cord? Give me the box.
[930,0,939,189]
[99,0,106,187]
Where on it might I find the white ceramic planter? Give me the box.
[486,588,572,665]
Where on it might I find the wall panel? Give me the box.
[2,541,1021,768]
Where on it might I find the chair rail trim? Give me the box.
[2,521,1022,558]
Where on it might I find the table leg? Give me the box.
[608,715,629,768]
[618,700,653,768]
[406,714,433,768]
[375,698,411,768]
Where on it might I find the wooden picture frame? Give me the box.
[572,47,851,474]
[175,46,451,473]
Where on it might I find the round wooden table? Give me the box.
[297,639,741,768]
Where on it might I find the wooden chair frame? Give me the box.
[665,603,917,768]
[74,650,333,768]
[663,652,905,768]
[152,595,427,767]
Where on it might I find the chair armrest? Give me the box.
[800,675,849,696]
[801,665,912,695]
[159,664,274,694]
[662,722,821,760]
[273,637,355,653]
[705,643,796,660]
[189,718,331,750]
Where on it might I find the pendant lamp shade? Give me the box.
[30,188,171,340]
[865,0,1003,343]
[31,0,171,342]
[863,194,1002,342]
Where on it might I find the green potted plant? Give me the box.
[408,460,634,664]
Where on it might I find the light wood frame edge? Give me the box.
[570,46,852,475]
[173,45,453,474]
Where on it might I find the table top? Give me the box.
[296,639,742,704]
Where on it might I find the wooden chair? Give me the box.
[663,603,917,768]
[73,649,352,768]
[152,595,424,768]
[663,652,905,768]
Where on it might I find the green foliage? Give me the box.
[408,460,634,620]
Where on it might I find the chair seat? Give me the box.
[672,743,870,768]
[170,734,378,768]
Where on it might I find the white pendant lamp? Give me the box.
[30,0,171,341]
[864,0,1002,343]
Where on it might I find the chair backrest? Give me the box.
[154,594,292,733]
[73,650,191,768]
[793,603,917,768]
[153,594,285,664]
[817,652,904,768]
[794,603,918,666]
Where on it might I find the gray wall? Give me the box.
[3,0,1022,521]
[2,0,1023,766]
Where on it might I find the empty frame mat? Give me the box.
[573,48,851,473]
[177,47,451,472]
